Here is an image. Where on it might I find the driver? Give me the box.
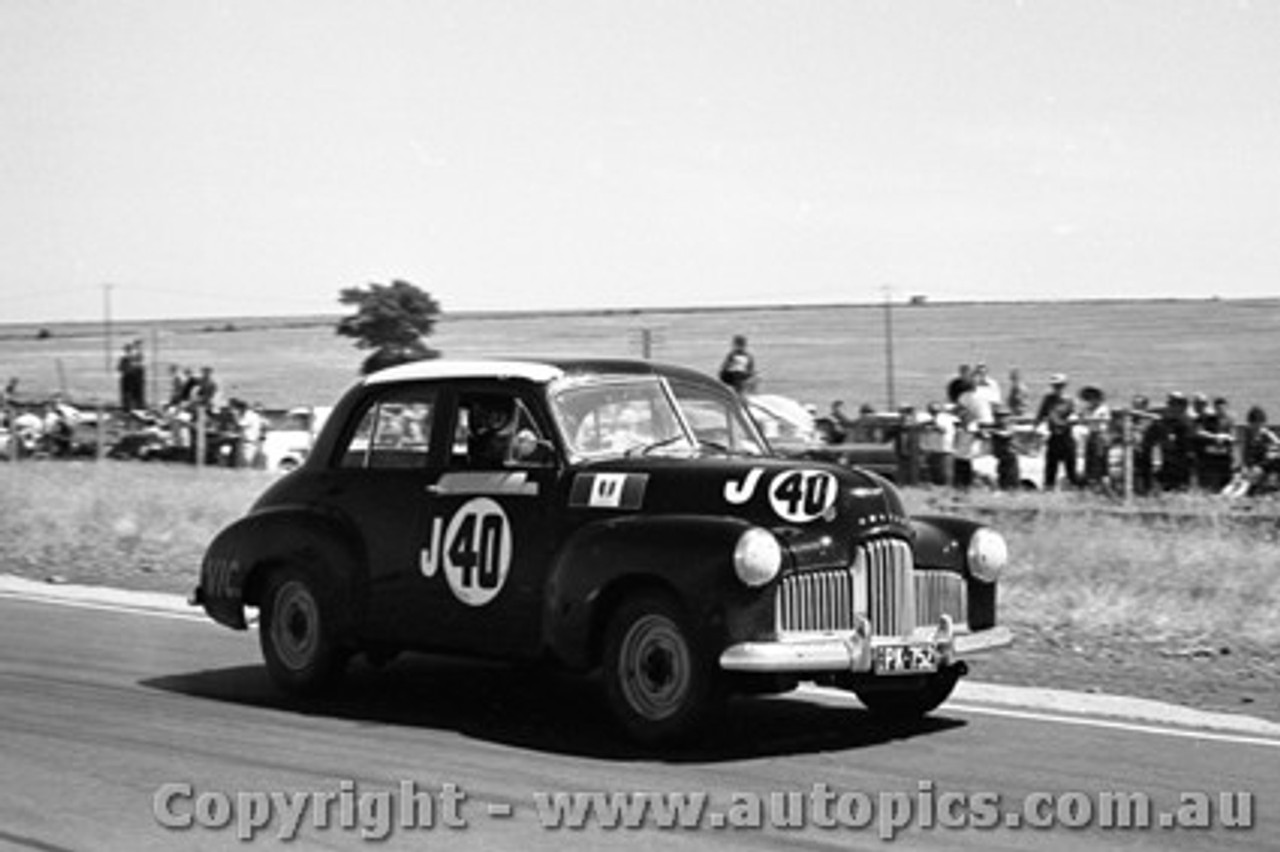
[467,396,514,466]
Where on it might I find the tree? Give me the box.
[336,280,442,375]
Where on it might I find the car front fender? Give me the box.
[542,514,762,670]
[910,514,999,630]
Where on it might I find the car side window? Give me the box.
[451,393,551,469]
[339,388,437,469]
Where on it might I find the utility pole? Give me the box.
[102,283,114,373]
[882,284,896,411]
[100,283,114,461]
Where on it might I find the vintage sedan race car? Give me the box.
[193,358,1012,744]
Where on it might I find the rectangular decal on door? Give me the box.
[433,471,540,496]
[568,472,648,510]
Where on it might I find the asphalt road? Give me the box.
[0,594,1275,851]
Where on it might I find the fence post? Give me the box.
[195,407,206,471]
[1121,411,1133,503]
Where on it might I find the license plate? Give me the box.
[873,643,939,675]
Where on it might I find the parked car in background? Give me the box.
[746,393,902,482]
[261,406,332,472]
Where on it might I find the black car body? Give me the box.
[194,358,1011,743]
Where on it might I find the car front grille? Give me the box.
[914,569,968,629]
[863,537,915,637]
[775,539,969,638]
[775,567,865,633]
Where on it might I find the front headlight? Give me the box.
[966,528,1008,583]
[733,527,783,587]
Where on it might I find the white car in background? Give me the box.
[745,393,902,481]
[261,406,332,472]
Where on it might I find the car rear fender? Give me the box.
[542,514,758,670]
[197,506,366,634]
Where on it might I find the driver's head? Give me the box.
[469,396,512,434]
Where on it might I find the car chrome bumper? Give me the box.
[719,617,1012,674]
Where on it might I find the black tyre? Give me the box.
[601,593,723,745]
[258,568,347,695]
[854,666,962,719]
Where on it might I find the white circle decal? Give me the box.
[768,470,838,523]
[442,497,512,606]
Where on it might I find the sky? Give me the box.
[2,0,1277,323]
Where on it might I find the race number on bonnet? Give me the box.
[768,470,838,523]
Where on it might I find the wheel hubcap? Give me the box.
[619,614,691,720]
[271,581,319,672]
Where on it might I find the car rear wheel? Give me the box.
[854,665,962,720]
[259,568,346,695]
[602,593,722,745]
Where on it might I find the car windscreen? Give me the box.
[551,378,689,458]
[551,377,765,459]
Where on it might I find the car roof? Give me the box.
[363,357,718,388]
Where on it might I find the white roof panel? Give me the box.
[363,359,565,386]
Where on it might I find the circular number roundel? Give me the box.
[443,497,512,606]
[768,470,838,523]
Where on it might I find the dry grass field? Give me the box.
[3,297,1280,417]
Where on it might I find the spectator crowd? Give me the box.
[814,362,1280,499]
[715,336,1280,500]
[2,345,269,469]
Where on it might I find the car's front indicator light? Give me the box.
[967,528,1008,583]
[734,527,783,587]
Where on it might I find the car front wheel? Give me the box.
[602,593,722,745]
[259,568,347,695]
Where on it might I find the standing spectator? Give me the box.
[117,342,131,409]
[946,364,973,406]
[1035,373,1080,489]
[959,363,1000,435]
[919,402,957,486]
[167,365,186,406]
[1143,392,1195,492]
[1194,396,1236,492]
[192,366,219,412]
[816,400,854,444]
[1079,386,1112,490]
[117,342,146,411]
[1224,406,1280,497]
[718,335,756,394]
[971,363,1002,409]
[1128,394,1157,496]
[177,367,200,406]
[981,406,1020,490]
[1006,368,1031,418]
[895,405,924,485]
[230,398,266,468]
[960,376,996,430]
[130,340,146,409]
[952,406,978,490]
[1188,393,1210,487]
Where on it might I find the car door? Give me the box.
[410,384,561,659]
[319,382,446,644]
